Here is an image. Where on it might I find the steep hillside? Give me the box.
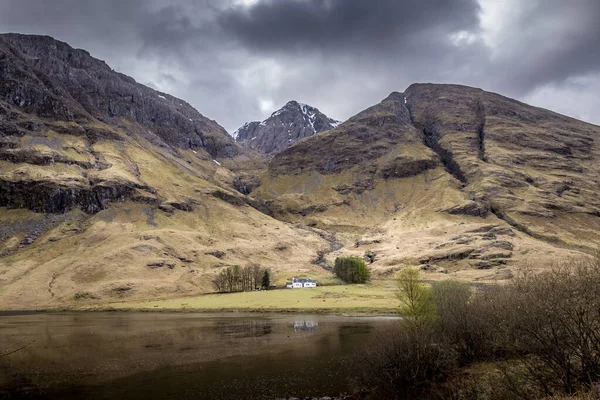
[404,83,600,249]
[252,85,599,278]
[0,34,326,310]
[233,101,341,155]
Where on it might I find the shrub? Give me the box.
[492,260,600,396]
[349,326,458,399]
[396,267,436,327]
[431,280,492,363]
[334,257,370,283]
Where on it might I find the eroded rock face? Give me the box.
[233,101,341,155]
[0,180,151,214]
[0,33,238,158]
[405,83,600,248]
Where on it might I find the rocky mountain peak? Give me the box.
[232,101,341,155]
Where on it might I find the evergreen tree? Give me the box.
[261,269,271,290]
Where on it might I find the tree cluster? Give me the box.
[212,264,271,293]
[334,257,370,284]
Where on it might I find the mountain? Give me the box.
[1,34,598,311]
[0,34,325,309]
[252,84,599,275]
[233,100,341,155]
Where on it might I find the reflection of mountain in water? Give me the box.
[291,320,319,332]
[214,320,273,338]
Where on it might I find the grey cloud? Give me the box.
[0,0,599,131]
[488,0,600,95]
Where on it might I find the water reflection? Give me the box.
[214,319,274,338]
[0,313,397,399]
[291,318,319,332]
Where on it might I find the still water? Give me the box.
[0,312,398,399]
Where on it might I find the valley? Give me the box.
[0,34,598,314]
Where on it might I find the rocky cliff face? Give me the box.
[0,33,238,157]
[0,33,250,215]
[233,101,340,155]
[404,83,600,246]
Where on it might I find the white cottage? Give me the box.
[290,277,317,288]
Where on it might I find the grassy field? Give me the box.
[93,280,400,314]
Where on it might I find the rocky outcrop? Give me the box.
[0,179,154,214]
[233,101,340,155]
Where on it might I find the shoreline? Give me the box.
[1,306,399,317]
[1,283,401,316]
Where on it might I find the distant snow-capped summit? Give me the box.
[232,101,342,155]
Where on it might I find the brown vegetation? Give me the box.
[349,257,600,399]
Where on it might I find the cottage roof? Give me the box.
[292,278,316,283]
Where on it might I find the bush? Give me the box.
[349,326,458,399]
[334,257,370,283]
[431,280,492,363]
[491,260,600,396]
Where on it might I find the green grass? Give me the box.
[95,282,400,314]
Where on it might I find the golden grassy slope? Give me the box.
[0,118,327,310]
[0,199,327,310]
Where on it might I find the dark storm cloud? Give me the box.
[218,0,481,52]
[0,0,599,130]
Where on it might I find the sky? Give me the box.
[0,0,599,133]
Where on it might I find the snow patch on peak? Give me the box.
[299,103,312,115]
[231,122,251,139]
[297,103,317,133]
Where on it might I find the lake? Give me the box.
[0,312,398,399]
